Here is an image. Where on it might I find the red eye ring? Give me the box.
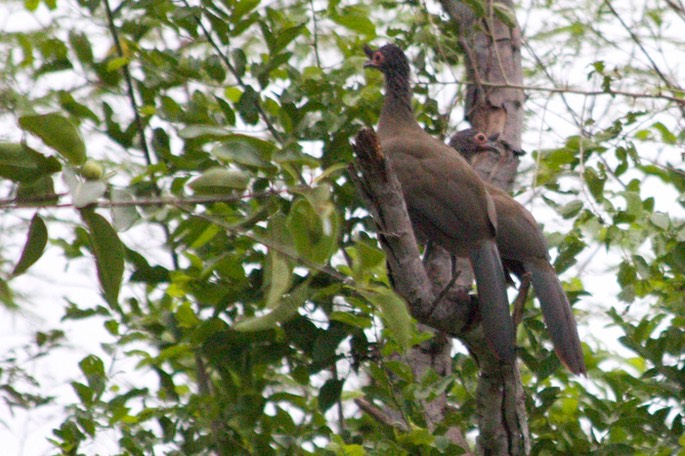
[475,133,487,144]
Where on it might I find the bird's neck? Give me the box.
[378,74,422,137]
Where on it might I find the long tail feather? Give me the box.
[470,241,516,363]
[526,261,586,374]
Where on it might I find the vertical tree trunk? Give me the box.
[351,2,529,454]
[439,1,529,454]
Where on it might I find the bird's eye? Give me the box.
[475,133,487,144]
[373,52,384,64]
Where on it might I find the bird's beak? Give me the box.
[363,44,377,68]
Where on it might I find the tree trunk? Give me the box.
[351,1,529,454]
[440,1,529,454]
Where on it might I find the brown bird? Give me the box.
[364,44,515,364]
[449,129,586,374]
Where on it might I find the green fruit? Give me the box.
[81,160,104,180]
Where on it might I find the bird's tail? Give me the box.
[469,241,516,364]
[526,261,586,375]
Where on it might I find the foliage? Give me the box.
[0,0,682,454]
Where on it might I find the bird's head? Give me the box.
[449,129,499,161]
[363,43,411,80]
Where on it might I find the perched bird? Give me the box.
[364,43,515,364]
[449,129,586,374]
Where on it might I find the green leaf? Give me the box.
[584,166,606,202]
[230,0,260,23]
[234,279,310,332]
[558,200,584,219]
[360,286,413,351]
[178,125,231,139]
[493,2,518,28]
[651,121,677,144]
[232,49,247,77]
[188,167,250,194]
[68,31,94,65]
[287,197,339,265]
[214,95,236,126]
[331,6,376,36]
[19,113,86,165]
[649,212,670,230]
[345,241,388,285]
[81,209,124,308]
[0,142,61,183]
[554,232,586,273]
[58,91,99,123]
[175,302,201,329]
[0,278,16,309]
[462,0,487,17]
[71,381,93,406]
[79,354,106,397]
[318,378,344,413]
[329,311,372,329]
[15,175,57,206]
[271,24,305,54]
[211,134,276,170]
[265,214,293,309]
[235,85,260,124]
[397,427,435,446]
[11,214,48,277]
[203,55,226,82]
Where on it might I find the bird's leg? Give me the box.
[511,272,532,327]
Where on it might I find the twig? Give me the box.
[102,0,154,168]
[432,77,685,104]
[0,189,291,210]
[603,0,685,115]
[184,1,283,143]
[511,272,531,328]
[102,0,180,270]
[176,203,350,284]
[354,398,409,432]
[430,269,462,315]
[309,0,321,68]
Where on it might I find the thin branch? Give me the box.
[430,270,461,314]
[665,0,685,21]
[176,203,350,284]
[309,0,321,68]
[102,0,181,270]
[433,77,685,105]
[511,273,531,328]
[354,398,409,432]
[0,189,292,211]
[102,0,154,167]
[522,40,583,128]
[184,0,283,143]
[603,0,685,115]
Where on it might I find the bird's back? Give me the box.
[380,131,497,255]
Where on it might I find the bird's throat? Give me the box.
[378,73,419,136]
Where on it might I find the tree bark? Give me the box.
[350,130,476,454]
[440,1,529,454]
[351,2,529,454]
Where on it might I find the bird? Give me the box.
[449,129,586,374]
[364,43,516,364]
